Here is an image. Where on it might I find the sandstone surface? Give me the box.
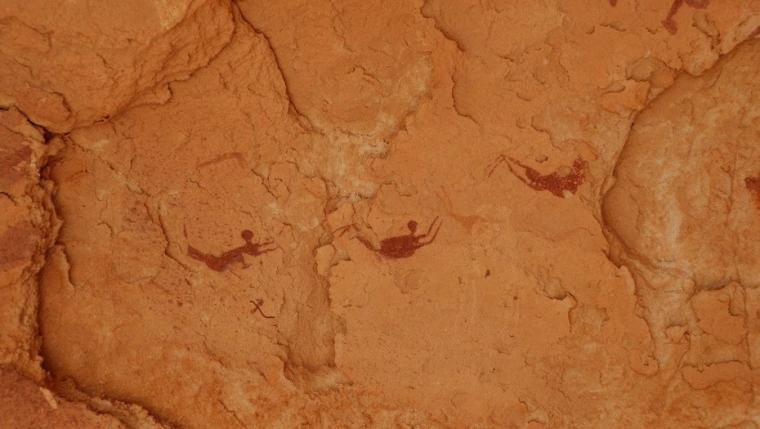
[1,1,760,428]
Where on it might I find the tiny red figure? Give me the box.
[188,229,276,272]
[356,217,442,259]
[251,299,275,319]
[489,155,587,198]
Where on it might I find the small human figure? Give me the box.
[251,298,275,319]
[490,155,586,198]
[188,229,276,272]
[355,217,442,259]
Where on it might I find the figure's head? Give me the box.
[407,220,418,233]
[241,229,254,241]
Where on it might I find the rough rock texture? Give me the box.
[0,367,127,429]
[0,0,234,132]
[1,1,760,428]
[0,107,57,380]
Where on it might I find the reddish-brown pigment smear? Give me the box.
[609,0,617,6]
[509,157,587,198]
[188,229,275,271]
[746,176,760,208]
[663,0,709,34]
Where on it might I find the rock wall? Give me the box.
[1,1,759,427]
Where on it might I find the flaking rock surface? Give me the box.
[1,0,760,428]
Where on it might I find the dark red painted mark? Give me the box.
[251,299,275,319]
[490,155,587,197]
[352,217,442,259]
[663,0,709,34]
[188,229,276,272]
[197,152,246,168]
[747,176,760,208]
[609,0,617,6]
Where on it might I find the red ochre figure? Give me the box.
[251,299,275,319]
[663,0,709,34]
[356,217,442,259]
[746,175,760,208]
[188,229,276,272]
[490,155,587,198]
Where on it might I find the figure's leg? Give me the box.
[188,246,226,271]
[332,224,355,237]
[486,154,509,177]
[227,252,247,269]
[335,222,378,251]
[505,157,531,186]
[355,235,379,251]
[187,245,204,260]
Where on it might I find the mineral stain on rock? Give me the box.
[662,0,710,34]
[746,175,760,208]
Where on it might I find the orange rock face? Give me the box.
[1,1,760,428]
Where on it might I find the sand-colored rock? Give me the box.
[0,367,127,429]
[0,107,57,380]
[1,0,760,428]
[0,0,234,132]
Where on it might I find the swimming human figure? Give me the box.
[490,155,587,198]
[355,217,442,259]
[188,229,276,271]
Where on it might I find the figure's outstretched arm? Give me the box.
[253,244,278,256]
[424,216,440,236]
[260,240,277,250]
[418,218,442,245]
